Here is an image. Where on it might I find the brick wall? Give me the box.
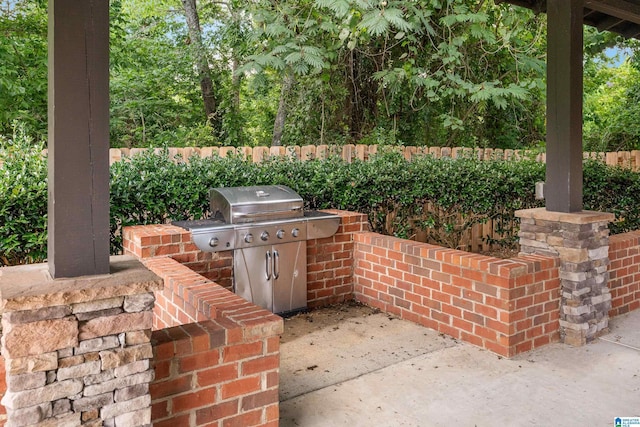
[307,210,369,308]
[123,224,233,290]
[151,320,280,427]
[123,227,284,426]
[353,232,561,357]
[124,210,369,315]
[609,231,640,317]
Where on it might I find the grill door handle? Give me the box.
[273,250,280,279]
[266,251,272,280]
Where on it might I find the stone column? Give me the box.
[516,208,615,346]
[0,256,161,426]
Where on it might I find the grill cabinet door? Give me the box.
[233,241,307,315]
[272,241,307,314]
[234,246,273,312]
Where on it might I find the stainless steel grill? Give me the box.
[174,185,339,315]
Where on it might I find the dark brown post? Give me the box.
[545,0,584,212]
[48,0,110,277]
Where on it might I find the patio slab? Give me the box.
[280,307,640,426]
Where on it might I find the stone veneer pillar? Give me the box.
[516,208,615,346]
[0,256,162,427]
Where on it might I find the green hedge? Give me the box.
[0,127,47,266]
[3,142,640,266]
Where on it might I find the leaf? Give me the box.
[358,10,389,36]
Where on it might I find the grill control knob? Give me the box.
[291,228,300,238]
[244,233,254,243]
[276,229,285,239]
[209,237,219,247]
[260,231,270,241]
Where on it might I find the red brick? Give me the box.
[223,342,263,363]
[222,409,263,427]
[266,403,279,422]
[154,360,172,381]
[153,413,190,427]
[484,340,509,357]
[242,355,279,376]
[486,318,511,335]
[172,387,217,413]
[197,364,239,387]
[475,304,498,319]
[150,375,192,400]
[442,263,461,276]
[442,304,462,318]
[431,310,450,325]
[196,400,239,425]
[474,325,497,341]
[463,310,484,326]
[515,340,533,354]
[441,283,461,297]
[460,331,483,347]
[267,371,279,389]
[452,317,474,333]
[241,389,279,411]
[221,375,262,400]
[462,289,483,303]
[432,290,451,304]
[150,400,169,422]
[452,296,473,311]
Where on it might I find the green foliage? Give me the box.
[109,149,544,251]
[0,124,47,266]
[583,59,640,152]
[6,144,640,264]
[0,1,48,143]
[583,159,640,234]
[109,1,213,148]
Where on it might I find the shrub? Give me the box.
[0,125,47,266]
[3,145,640,265]
[583,159,640,234]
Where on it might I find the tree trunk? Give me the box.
[181,0,218,130]
[272,72,295,147]
[231,57,240,111]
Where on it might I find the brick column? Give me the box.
[516,208,615,346]
[0,256,162,426]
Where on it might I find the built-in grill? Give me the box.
[173,185,340,315]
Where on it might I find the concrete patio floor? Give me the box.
[279,304,640,427]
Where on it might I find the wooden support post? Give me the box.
[545,0,584,212]
[48,0,110,277]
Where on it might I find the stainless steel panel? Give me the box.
[234,221,307,249]
[234,246,273,312]
[191,225,235,252]
[233,241,307,315]
[210,185,303,224]
[272,241,307,314]
[305,211,341,239]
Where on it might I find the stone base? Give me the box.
[0,255,162,426]
[516,208,614,346]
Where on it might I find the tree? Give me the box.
[0,0,48,143]
[181,0,219,132]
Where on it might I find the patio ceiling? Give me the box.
[497,0,640,39]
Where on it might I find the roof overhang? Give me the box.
[497,0,640,39]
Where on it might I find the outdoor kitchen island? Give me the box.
[173,185,341,316]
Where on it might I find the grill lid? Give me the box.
[209,185,304,224]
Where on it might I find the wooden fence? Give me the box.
[98,145,640,170]
[1,145,638,170]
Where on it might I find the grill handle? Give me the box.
[232,207,303,222]
[266,251,272,280]
[273,250,280,279]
